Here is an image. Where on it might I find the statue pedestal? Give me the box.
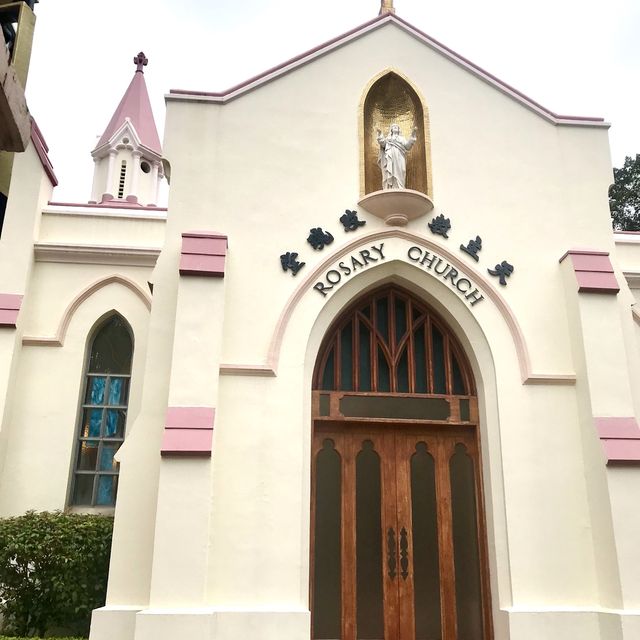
[358,189,434,226]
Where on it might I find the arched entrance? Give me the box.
[311,285,492,640]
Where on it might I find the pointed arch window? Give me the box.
[313,287,476,423]
[70,315,133,507]
[315,287,474,395]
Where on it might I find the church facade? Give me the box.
[0,8,639,640]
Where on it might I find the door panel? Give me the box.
[312,426,487,640]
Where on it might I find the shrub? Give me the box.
[0,511,114,637]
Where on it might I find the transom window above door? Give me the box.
[313,287,477,424]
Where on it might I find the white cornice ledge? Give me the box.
[614,232,640,245]
[34,242,161,267]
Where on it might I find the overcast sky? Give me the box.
[26,0,640,203]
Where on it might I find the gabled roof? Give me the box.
[94,53,162,155]
[167,13,607,128]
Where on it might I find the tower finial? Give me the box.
[133,51,148,73]
[379,0,395,15]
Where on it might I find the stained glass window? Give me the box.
[314,286,474,396]
[70,315,133,507]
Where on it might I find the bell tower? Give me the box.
[90,51,163,206]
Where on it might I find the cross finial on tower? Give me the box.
[133,51,148,73]
[379,0,395,15]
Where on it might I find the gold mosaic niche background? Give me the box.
[363,73,429,196]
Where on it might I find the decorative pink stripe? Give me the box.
[596,417,640,439]
[165,406,215,430]
[0,294,23,328]
[180,232,228,277]
[182,235,227,256]
[161,406,215,456]
[574,271,619,293]
[0,309,20,327]
[160,429,212,456]
[560,249,619,294]
[570,253,614,273]
[595,417,640,463]
[48,201,168,211]
[0,294,23,310]
[601,439,640,463]
[179,254,226,277]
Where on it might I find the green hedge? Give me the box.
[0,511,114,637]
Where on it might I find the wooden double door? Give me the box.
[312,424,490,640]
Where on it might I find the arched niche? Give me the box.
[361,71,432,197]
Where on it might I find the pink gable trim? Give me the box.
[560,249,619,294]
[180,232,228,278]
[595,417,640,463]
[0,294,23,328]
[161,406,215,456]
[168,13,606,127]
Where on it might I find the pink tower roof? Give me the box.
[94,52,162,155]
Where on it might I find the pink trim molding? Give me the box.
[0,293,23,328]
[168,13,606,128]
[49,200,168,212]
[596,417,640,463]
[161,406,215,457]
[560,249,619,294]
[21,274,151,347]
[179,232,228,277]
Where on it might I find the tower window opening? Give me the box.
[140,160,151,174]
[117,161,127,198]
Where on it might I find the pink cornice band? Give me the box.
[596,417,640,463]
[161,406,215,457]
[48,201,168,212]
[560,250,619,294]
[0,294,23,328]
[179,232,228,277]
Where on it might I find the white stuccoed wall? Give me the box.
[1,18,639,640]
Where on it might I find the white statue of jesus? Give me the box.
[376,123,417,190]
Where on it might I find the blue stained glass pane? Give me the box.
[105,409,117,436]
[99,444,118,471]
[108,378,123,405]
[87,377,106,404]
[96,476,115,505]
[88,409,102,437]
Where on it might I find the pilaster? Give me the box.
[559,249,634,615]
[145,232,228,612]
